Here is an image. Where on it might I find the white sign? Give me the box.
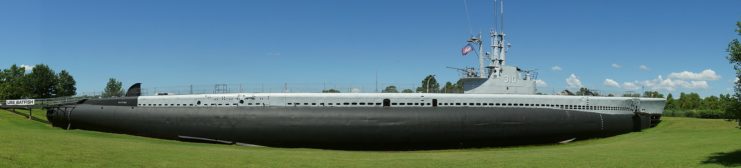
[6,99,35,106]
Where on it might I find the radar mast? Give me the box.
[489,0,507,78]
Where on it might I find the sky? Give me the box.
[1,0,740,97]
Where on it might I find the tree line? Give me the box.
[320,75,463,94]
[0,64,76,100]
[382,75,464,93]
[664,93,738,119]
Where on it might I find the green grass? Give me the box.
[1,109,740,168]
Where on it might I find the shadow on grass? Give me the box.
[702,150,741,167]
[3,109,50,124]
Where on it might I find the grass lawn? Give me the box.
[1,109,740,167]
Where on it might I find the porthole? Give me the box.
[197,101,201,105]
[240,100,244,104]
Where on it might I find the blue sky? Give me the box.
[1,0,740,96]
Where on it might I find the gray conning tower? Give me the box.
[460,0,537,94]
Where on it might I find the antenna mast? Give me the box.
[489,0,507,77]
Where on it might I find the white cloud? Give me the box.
[639,65,650,71]
[686,81,709,89]
[20,64,33,71]
[566,74,582,88]
[637,75,709,91]
[603,79,620,88]
[609,70,719,92]
[350,88,361,93]
[611,64,621,68]
[622,82,641,90]
[535,79,548,87]
[668,69,721,81]
[551,66,562,71]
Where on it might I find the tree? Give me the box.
[322,89,340,93]
[0,64,29,99]
[55,70,76,97]
[442,81,464,93]
[720,94,735,111]
[727,21,741,125]
[622,93,641,97]
[382,85,399,93]
[27,64,57,98]
[576,87,599,96]
[643,91,664,98]
[560,89,574,96]
[416,75,440,93]
[702,96,721,110]
[401,89,414,93]
[102,78,124,97]
[665,93,676,110]
[678,92,701,110]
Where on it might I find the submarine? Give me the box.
[45,1,665,149]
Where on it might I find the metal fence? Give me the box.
[76,82,426,96]
[69,83,658,97]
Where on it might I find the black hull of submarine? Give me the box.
[46,100,654,149]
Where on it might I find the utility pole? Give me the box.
[426,75,436,93]
[375,71,378,93]
[283,83,288,93]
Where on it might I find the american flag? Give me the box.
[461,44,474,56]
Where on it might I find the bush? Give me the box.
[695,110,726,119]
[662,109,731,119]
